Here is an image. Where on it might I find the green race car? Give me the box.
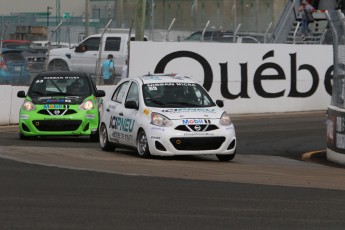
[17,71,106,141]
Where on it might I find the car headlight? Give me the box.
[22,100,36,111]
[79,100,94,110]
[151,112,173,127]
[219,112,232,126]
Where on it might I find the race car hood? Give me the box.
[30,96,87,104]
[153,106,224,120]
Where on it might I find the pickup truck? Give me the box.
[47,32,147,76]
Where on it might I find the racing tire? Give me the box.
[90,130,99,142]
[99,123,116,151]
[19,132,28,140]
[47,60,70,71]
[216,152,236,162]
[137,129,151,158]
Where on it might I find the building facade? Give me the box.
[0,0,289,42]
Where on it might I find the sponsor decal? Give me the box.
[182,119,210,125]
[43,99,72,103]
[43,104,66,109]
[43,118,70,120]
[111,131,134,142]
[43,76,80,80]
[109,115,135,132]
[151,136,161,140]
[143,108,150,116]
[161,108,216,113]
[154,50,333,99]
[183,132,214,136]
[20,115,29,119]
[86,114,95,119]
[326,108,345,154]
[151,127,165,132]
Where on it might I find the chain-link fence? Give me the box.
[0,0,289,86]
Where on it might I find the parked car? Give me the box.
[99,73,237,161]
[184,30,261,43]
[47,32,148,77]
[2,40,46,73]
[0,49,31,85]
[17,71,106,140]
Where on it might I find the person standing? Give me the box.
[336,0,345,12]
[299,0,315,41]
[101,54,115,85]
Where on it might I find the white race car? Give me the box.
[99,73,236,161]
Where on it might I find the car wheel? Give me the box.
[216,152,236,162]
[99,123,115,151]
[137,129,151,158]
[90,131,99,142]
[47,60,70,71]
[19,132,28,140]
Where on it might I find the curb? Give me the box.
[301,150,326,161]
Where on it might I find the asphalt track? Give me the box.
[2,111,345,229]
[0,111,343,190]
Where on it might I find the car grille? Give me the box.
[175,124,219,132]
[170,137,226,151]
[37,109,77,116]
[32,120,82,131]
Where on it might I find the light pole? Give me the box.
[47,6,53,28]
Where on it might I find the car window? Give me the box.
[81,37,101,51]
[143,82,215,108]
[28,75,91,97]
[105,37,121,51]
[241,36,260,43]
[2,52,26,61]
[3,42,34,52]
[111,81,129,103]
[125,82,139,105]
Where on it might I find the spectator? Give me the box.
[101,54,115,85]
[336,0,345,12]
[299,0,315,40]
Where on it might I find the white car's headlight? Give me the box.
[219,112,232,126]
[79,100,94,110]
[22,101,36,111]
[151,112,173,127]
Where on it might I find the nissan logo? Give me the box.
[194,125,201,131]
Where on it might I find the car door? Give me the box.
[103,80,130,145]
[120,81,140,147]
[70,37,100,73]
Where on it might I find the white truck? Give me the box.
[47,32,147,77]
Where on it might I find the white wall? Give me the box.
[130,42,333,114]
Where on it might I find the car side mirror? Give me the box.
[17,91,26,98]
[216,100,224,108]
[125,100,138,110]
[96,90,106,97]
[75,44,87,53]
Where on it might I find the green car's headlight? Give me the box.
[151,112,173,127]
[219,112,232,126]
[79,100,94,110]
[22,101,36,111]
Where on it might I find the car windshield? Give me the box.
[4,42,36,52]
[28,75,91,97]
[143,82,215,108]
